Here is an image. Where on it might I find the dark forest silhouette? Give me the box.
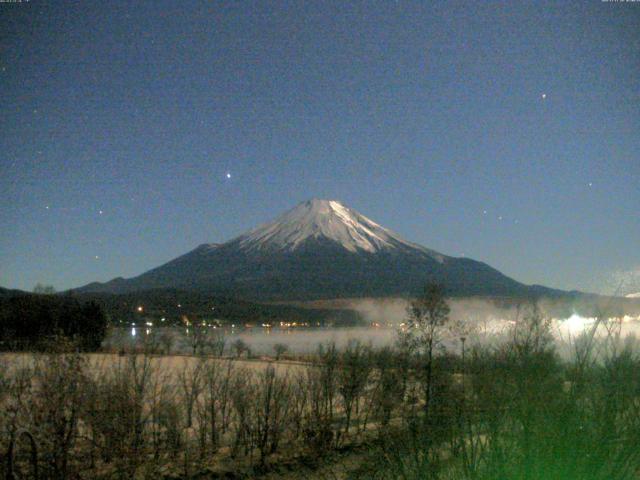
[0,291,107,351]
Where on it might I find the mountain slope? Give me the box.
[76,199,563,300]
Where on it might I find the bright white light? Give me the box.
[564,314,584,332]
[561,314,595,335]
[226,172,231,179]
[131,327,136,337]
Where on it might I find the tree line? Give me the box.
[0,291,107,351]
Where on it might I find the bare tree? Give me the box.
[232,338,249,359]
[288,370,309,442]
[253,365,291,465]
[196,360,222,453]
[158,328,175,355]
[179,359,204,428]
[230,369,254,458]
[369,347,404,429]
[187,323,208,356]
[29,351,87,478]
[205,331,226,357]
[400,283,450,421]
[337,340,371,442]
[509,300,553,358]
[304,342,338,451]
[273,343,289,361]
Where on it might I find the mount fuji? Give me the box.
[77,199,562,300]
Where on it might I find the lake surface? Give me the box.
[105,313,640,358]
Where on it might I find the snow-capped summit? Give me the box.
[237,199,436,255]
[76,198,560,300]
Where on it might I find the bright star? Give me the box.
[226,172,231,179]
[541,93,547,99]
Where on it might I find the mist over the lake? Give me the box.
[106,296,640,357]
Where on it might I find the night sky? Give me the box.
[1,1,639,295]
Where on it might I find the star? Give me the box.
[45,205,50,210]
[226,172,232,179]
[587,182,593,187]
[99,210,104,215]
[541,93,547,100]
[94,255,100,260]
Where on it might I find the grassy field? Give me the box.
[0,352,309,377]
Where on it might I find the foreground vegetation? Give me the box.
[1,287,639,479]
